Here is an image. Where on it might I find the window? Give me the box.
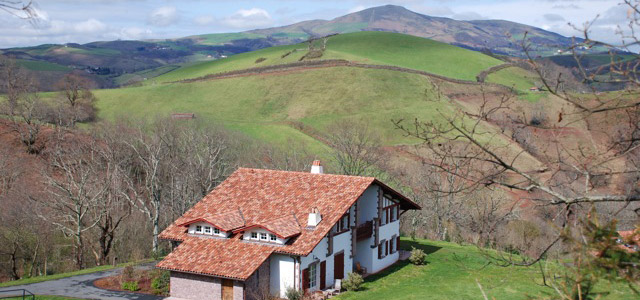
[251,232,258,239]
[214,228,220,235]
[260,232,268,240]
[380,197,399,226]
[336,213,350,232]
[309,263,317,288]
[270,234,277,241]
[204,226,211,234]
[378,240,387,259]
[195,225,202,233]
[389,236,396,254]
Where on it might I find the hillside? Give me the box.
[1,5,604,92]
[248,5,583,57]
[152,32,503,83]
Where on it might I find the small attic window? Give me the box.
[260,232,268,240]
[204,226,211,234]
[270,234,277,241]
[196,225,202,233]
[214,228,220,234]
[251,232,258,239]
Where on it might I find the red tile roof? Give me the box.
[178,209,245,232]
[158,167,420,280]
[239,213,301,239]
[156,237,273,280]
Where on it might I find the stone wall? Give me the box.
[245,258,271,300]
[170,271,221,300]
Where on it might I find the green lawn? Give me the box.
[153,31,504,83]
[0,259,154,288]
[336,238,636,300]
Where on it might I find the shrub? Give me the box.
[122,265,135,282]
[409,247,428,265]
[121,281,140,291]
[255,57,266,63]
[151,270,170,295]
[285,286,302,300]
[342,272,364,291]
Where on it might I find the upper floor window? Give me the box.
[204,226,211,234]
[270,234,277,241]
[380,197,399,226]
[260,232,268,240]
[214,228,220,235]
[336,212,350,232]
[251,232,258,239]
[196,225,202,233]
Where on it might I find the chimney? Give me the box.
[310,160,323,174]
[307,207,322,227]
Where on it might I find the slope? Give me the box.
[153,31,503,83]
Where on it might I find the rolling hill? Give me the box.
[1,5,606,91]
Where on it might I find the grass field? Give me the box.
[95,66,450,149]
[153,31,504,83]
[336,238,637,300]
[0,259,153,288]
[16,59,70,72]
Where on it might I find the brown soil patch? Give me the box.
[93,269,159,296]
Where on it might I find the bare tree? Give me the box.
[34,134,108,269]
[0,56,47,154]
[0,1,42,23]
[326,119,384,176]
[56,74,97,127]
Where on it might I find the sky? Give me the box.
[0,0,631,48]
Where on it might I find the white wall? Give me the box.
[270,254,296,298]
[371,219,399,273]
[356,185,378,225]
[188,222,228,238]
[243,228,288,245]
[300,205,354,292]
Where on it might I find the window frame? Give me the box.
[195,225,202,233]
[309,263,317,288]
[214,227,220,235]
[260,232,268,241]
[270,234,277,242]
[251,232,258,239]
[204,226,211,234]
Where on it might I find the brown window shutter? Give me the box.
[386,209,390,224]
[302,268,309,291]
[378,243,382,259]
[397,236,401,251]
[385,240,389,256]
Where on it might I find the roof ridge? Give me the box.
[236,167,376,180]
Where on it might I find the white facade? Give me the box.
[188,222,229,238]
[269,254,297,298]
[243,228,289,245]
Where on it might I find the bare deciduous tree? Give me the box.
[327,119,384,176]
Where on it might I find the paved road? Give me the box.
[0,264,165,300]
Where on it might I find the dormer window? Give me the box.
[196,225,202,233]
[251,232,258,239]
[204,226,211,234]
[214,228,220,235]
[270,234,277,241]
[260,232,268,240]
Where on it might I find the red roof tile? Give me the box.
[156,237,273,280]
[158,167,420,279]
[178,209,245,232]
[240,213,301,239]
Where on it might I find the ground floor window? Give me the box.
[309,263,317,288]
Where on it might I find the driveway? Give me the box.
[0,264,164,300]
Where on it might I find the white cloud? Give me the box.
[120,27,153,40]
[73,18,107,33]
[147,6,179,27]
[194,15,215,26]
[221,8,273,29]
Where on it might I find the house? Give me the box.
[157,161,420,300]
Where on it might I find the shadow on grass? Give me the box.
[360,240,442,285]
[400,239,442,255]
